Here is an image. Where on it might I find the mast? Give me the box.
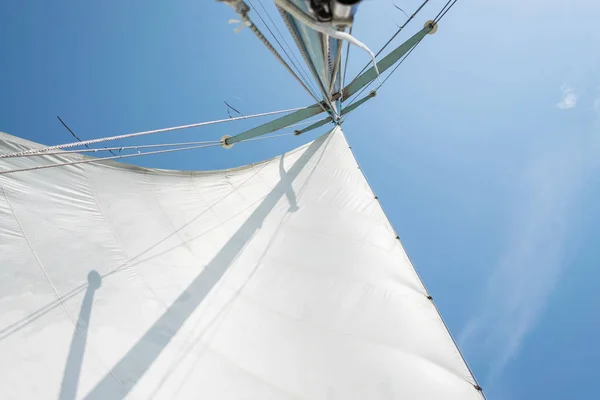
[218,1,437,146]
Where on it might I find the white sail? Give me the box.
[0,127,482,399]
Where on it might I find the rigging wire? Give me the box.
[0,106,306,159]
[341,26,353,98]
[0,131,300,176]
[351,0,431,82]
[247,1,320,99]
[434,0,459,23]
[58,116,117,156]
[275,6,341,119]
[0,143,222,175]
[250,0,320,98]
[343,0,461,109]
[343,34,423,110]
[275,0,380,82]
[14,140,222,157]
[246,18,329,110]
[223,1,333,115]
[10,118,325,158]
[432,0,457,23]
[4,2,463,172]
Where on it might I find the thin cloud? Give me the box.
[556,85,578,109]
[460,133,598,387]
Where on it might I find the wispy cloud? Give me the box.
[556,85,578,109]
[594,97,600,111]
[460,133,598,386]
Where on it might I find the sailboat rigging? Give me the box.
[0,1,485,399]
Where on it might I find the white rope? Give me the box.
[11,140,222,157]
[274,0,380,80]
[0,131,299,176]
[0,106,304,159]
[0,143,221,175]
[9,119,322,159]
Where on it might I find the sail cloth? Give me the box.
[0,127,482,400]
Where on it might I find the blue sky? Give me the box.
[1,0,599,398]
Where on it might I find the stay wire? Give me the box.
[237,4,331,114]
[432,0,455,23]
[15,140,222,157]
[341,26,353,97]
[344,0,459,112]
[250,0,320,98]
[247,18,335,117]
[7,118,323,159]
[0,131,299,176]
[247,1,319,99]
[351,0,430,82]
[0,106,306,159]
[376,36,424,91]
[344,35,423,110]
[0,143,221,175]
[434,0,459,23]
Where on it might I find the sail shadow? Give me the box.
[279,154,299,212]
[84,135,328,399]
[0,153,271,344]
[59,271,102,400]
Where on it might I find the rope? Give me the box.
[343,0,446,108]
[12,140,222,157]
[341,26,353,96]
[58,116,117,156]
[275,0,380,81]
[0,107,304,159]
[342,0,461,120]
[351,0,430,81]
[227,1,329,112]
[344,36,424,111]
[0,143,221,175]
[250,0,320,98]
[0,131,298,176]
[8,119,323,159]
[247,15,334,116]
[275,6,339,118]
[342,1,462,128]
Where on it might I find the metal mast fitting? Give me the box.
[221,135,234,149]
[293,90,376,136]
[425,19,438,34]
